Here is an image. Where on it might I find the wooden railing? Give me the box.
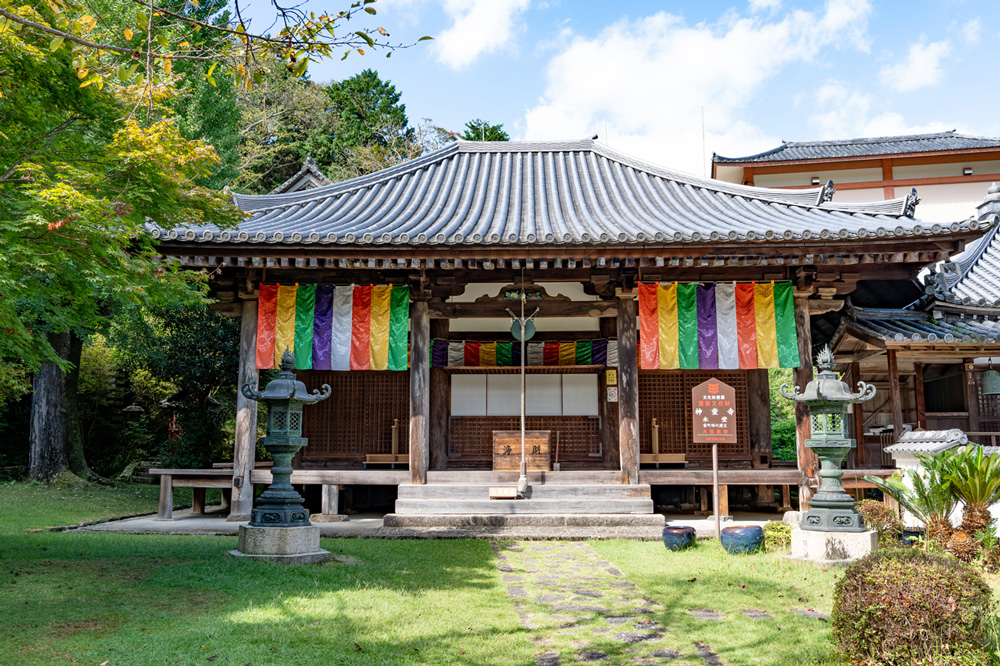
[966,432,1000,447]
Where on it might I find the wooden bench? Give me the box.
[364,418,408,468]
[150,468,232,520]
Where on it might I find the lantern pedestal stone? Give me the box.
[229,525,333,565]
[791,528,878,565]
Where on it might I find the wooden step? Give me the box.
[393,498,655,515]
[397,483,652,500]
[383,513,666,528]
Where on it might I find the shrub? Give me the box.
[833,549,993,665]
[770,418,797,461]
[857,499,901,540]
[763,521,792,551]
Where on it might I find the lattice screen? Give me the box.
[298,371,409,459]
[638,370,750,461]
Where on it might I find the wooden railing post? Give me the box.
[617,294,640,484]
[409,299,430,484]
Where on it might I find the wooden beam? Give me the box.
[428,300,618,319]
[229,300,258,521]
[793,297,816,510]
[639,469,805,485]
[887,349,904,438]
[617,295,640,484]
[914,362,927,429]
[851,361,866,468]
[409,300,430,484]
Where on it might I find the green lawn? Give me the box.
[0,482,850,665]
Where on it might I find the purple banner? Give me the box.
[697,283,718,369]
[591,338,608,366]
[311,285,334,370]
[431,339,448,368]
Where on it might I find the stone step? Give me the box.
[425,470,626,485]
[397,483,652,500]
[393,498,655,515]
[377,525,664,540]
[382,513,665,528]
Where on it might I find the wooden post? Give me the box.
[409,300,430,484]
[312,484,348,522]
[429,318,450,470]
[699,487,709,512]
[914,363,926,430]
[229,299,258,522]
[599,316,619,470]
[617,295,640,484]
[747,369,773,505]
[887,349,903,439]
[713,444,721,539]
[851,361,866,468]
[964,360,981,432]
[793,297,816,510]
[780,485,792,512]
[192,488,205,515]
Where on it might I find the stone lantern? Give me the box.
[781,346,878,561]
[229,350,332,564]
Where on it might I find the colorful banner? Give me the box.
[256,284,410,370]
[429,339,619,368]
[638,281,800,370]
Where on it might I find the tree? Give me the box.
[460,119,510,142]
[1,8,242,481]
[0,0,429,105]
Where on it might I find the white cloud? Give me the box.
[430,0,530,70]
[808,81,951,139]
[961,18,981,45]
[522,0,873,175]
[749,0,781,12]
[879,40,951,92]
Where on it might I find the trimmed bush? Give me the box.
[833,549,993,665]
[857,499,902,540]
[763,521,792,551]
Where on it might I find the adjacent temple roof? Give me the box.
[832,304,1000,349]
[714,130,1000,164]
[153,139,981,248]
[270,155,332,194]
[885,429,969,455]
[923,185,1000,308]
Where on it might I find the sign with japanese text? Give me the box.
[492,431,551,471]
[691,378,737,444]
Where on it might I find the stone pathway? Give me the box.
[492,541,724,665]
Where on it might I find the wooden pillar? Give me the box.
[964,360,981,432]
[312,484,348,522]
[429,318,450,470]
[617,295,640,484]
[157,474,173,520]
[887,349,903,439]
[229,300,258,521]
[851,361,866,468]
[913,363,926,430]
[600,316,620,470]
[747,368,773,505]
[409,300,430,484]
[793,297,817,509]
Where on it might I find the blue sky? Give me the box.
[246,0,998,175]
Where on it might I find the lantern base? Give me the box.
[230,525,333,565]
[799,507,866,532]
[249,505,311,528]
[791,527,877,564]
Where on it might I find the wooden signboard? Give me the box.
[692,378,738,444]
[493,430,551,471]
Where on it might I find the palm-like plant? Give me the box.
[940,446,1000,536]
[865,454,957,546]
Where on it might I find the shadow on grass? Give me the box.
[1,532,538,666]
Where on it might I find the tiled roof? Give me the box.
[924,185,1000,307]
[885,429,969,454]
[714,130,1000,164]
[838,306,1000,345]
[270,155,332,194]
[153,140,982,248]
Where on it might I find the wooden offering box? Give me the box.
[492,431,551,471]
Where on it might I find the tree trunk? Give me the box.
[29,333,71,481]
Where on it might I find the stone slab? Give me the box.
[790,528,877,563]
[237,524,322,555]
[310,514,349,523]
[227,549,334,565]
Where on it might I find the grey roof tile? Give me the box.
[714,130,1000,164]
[843,306,1000,345]
[885,429,968,454]
[154,140,981,247]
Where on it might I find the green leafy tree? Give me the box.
[327,68,412,153]
[941,446,1000,536]
[460,119,510,142]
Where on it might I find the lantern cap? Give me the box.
[780,345,876,404]
[241,348,332,404]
